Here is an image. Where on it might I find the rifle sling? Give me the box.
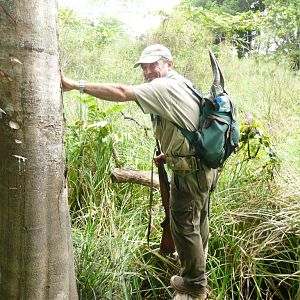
[147,147,156,247]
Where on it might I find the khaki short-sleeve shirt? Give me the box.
[132,71,200,158]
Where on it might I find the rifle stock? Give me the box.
[156,141,176,254]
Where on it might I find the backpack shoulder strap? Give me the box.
[174,74,204,104]
[170,74,204,141]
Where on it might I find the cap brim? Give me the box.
[133,55,161,68]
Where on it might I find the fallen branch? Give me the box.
[111,167,159,188]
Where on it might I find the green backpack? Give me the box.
[177,50,240,169]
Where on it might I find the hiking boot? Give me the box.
[170,275,207,299]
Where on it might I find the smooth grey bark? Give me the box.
[0,1,77,299]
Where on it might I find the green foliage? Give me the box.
[58,8,124,48]
[176,0,300,66]
[238,118,280,178]
[217,116,281,197]
[66,93,124,210]
[187,7,260,33]
[58,8,131,78]
[260,0,300,69]
[182,0,264,14]
[176,4,263,56]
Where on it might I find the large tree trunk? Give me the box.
[0,1,77,299]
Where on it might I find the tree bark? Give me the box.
[0,1,77,299]
[111,167,160,188]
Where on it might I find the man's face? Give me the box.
[141,59,173,82]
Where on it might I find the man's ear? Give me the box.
[167,60,174,70]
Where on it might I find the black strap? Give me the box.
[147,146,156,247]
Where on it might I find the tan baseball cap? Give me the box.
[133,44,173,68]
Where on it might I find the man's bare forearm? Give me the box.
[61,74,136,102]
[83,82,136,102]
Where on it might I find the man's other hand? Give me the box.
[154,153,166,167]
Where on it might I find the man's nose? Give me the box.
[143,67,151,75]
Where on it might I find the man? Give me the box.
[61,44,216,299]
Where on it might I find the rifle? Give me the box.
[155,140,176,254]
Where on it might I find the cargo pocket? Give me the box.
[167,156,198,176]
[170,173,196,234]
[196,160,216,193]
